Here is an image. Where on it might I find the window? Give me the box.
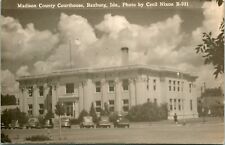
[147,79,149,90]
[178,99,181,110]
[122,79,129,91]
[174,99,176,110]
[189,83,192,93]
[169,99,173,110]
[109,100,114,112]
[154,98,157,104]
[123,99,129,112]
[95,101,101,112]
[153,79,156,91]
[123,99,129,105]
[28,86,33,97]
[95,81,101,92]
[39,86,44,96]
[108,80,115,92]
[49,86,52,96]
[39,104,44,115]
[66,83,74,94]
[109,100,114,105]
[147,98,150,102]
[28,104,33,115]
[169,80,171,91]
[190,100,193,110]
[123,106,129,112]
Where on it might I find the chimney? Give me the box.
[121,47,129,65]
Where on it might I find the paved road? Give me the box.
[2,122,224,144]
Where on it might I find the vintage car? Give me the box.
[11,120,23,129]
[42,119,54,129]
[61,117,71,128]
[96,116,111,128]
[26,117,41,129]
[80,116,95,128]
[114,117,130,128]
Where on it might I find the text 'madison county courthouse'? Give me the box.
[17,47,198,119]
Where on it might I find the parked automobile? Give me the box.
[26,117,41,129]
[1,123,7,129]
[96,116,111,128]
[11,120,23,129]
[61,117,71,128]
[42,119,54,129]
[80,116,95,128]
[114,117,130,128]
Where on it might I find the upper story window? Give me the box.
[122,79,129,91]
[169,80,171,91]
[189,83,192,93]
[28,86,33,97]
[49,86,52,96]
[39,86,44,96]
[108,80,115,92]
[109,100,114,105]
[95,81,101,92]
[66,83,74,94]
[153,79,156,91]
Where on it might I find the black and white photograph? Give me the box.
[1,0,224,144]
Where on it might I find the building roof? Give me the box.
[16,64,198,81]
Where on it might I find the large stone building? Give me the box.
[17,47,198,119]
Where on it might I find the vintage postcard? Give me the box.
[1,0,224,144]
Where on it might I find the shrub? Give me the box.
[69,118,80,125]
[127,102,168,122]
[1,133,11,143]
[89,103,98,123]
[109,112,119,122]
[77,110,89,123]
[25,135,50,141]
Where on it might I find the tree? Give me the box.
[195,1,224,78]
[1,108,28,127]
[1,94,17,106]
[55,102,65,116]
[78,110,89,123]
[45,109,54,120]
[89,103,98,123]
[100,102,110,116]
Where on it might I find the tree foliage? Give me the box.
[127,102,168,122]
[55,102,65,116]
[1,94,17,106]
[77,110,89,123]
[195,1,224,78]
[100,102,110,116]
[201,87,223,97]
[89,103,98,123]
[1,108,28,126]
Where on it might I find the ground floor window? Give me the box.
[28,104,33,115]
[95,101,101,112]
[39,104,44,115]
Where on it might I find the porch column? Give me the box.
[33,84,38,116]
[129,78,136,107]
[115,78,122,113]
[78,82,84,113]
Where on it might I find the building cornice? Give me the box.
[16,64,198,81]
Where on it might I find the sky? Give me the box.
[1,0,224,95]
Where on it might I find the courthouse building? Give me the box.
[17,47,198,119]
